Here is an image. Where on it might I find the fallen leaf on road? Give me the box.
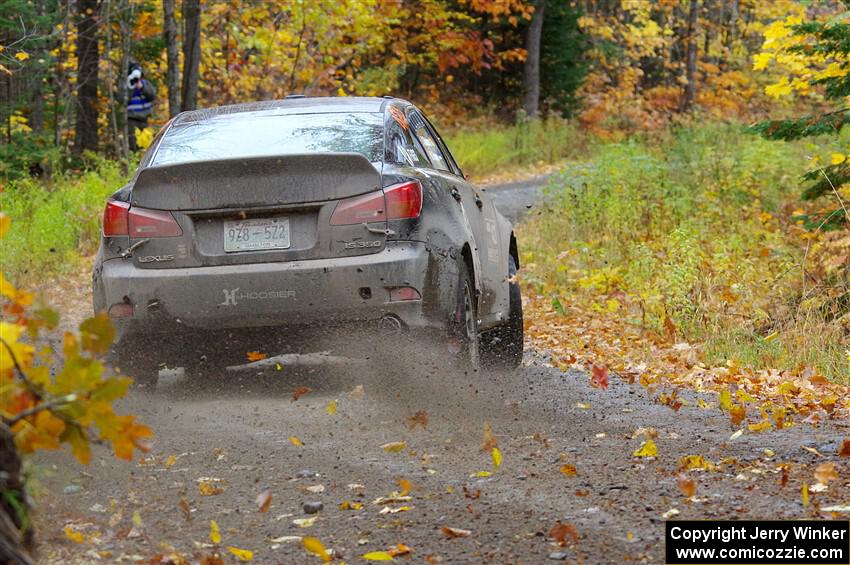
[362,551,394,561]
[381,441,406,453]
[406,410,428,430]
[560,464,577,476]
[292,386,312,401]
[662,508,680,519]
[576,402,591,409]
[730,405,746,426]
[802,446,824,457]
[802,482,809,507]
[210,520,221,544]
[748,420,770,433]
[339,500,363,510]
[325,399,337,415]
[679,455,716,471]
[822,505,850,513]
[677,474,696,497]
[633,439,658,458]
[289,436,304,447]
[302,536,331,562]
[492,447,502,469]
[165,454,177,468]
[179,498,192,522]
[729,430,744,441]
[294,516,318,528]
[372,495,411,504]
[482,422,497,451]
[246,351,267,362]
[349,384,366,400]
[441,526,471,538]
[269,535,302,544]
[840,439,850,457]
[132,510,142,527]
[719,389,732,411]
[809,483,828,492]
[590,364,609,389]
[397,478,412,495]
[379,505,412,514]
[198,480,225,496]
[256,490,272,513]
[474,471,492,477]
[388,543,412,557]
[548,521,579,546]
[815,462,838,485]
[306,484,325,493]
[63,525,85,544]
[227,546,253,561]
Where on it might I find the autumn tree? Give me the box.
[181,0,200,111]
[751,5,850,222]
[163,0,180,117]
[74,0,100,154]
[0,213,152,562]
[523,0,545,118]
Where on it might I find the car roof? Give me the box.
[172,96,411,126]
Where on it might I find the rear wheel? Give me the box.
[451,260,480,371]
[482,255,523,369]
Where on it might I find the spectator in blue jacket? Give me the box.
[126,62,156,151]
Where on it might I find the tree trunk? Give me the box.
[117,0,132,170]
[180,0,201,112]
[73,0,100,155]
[680,0,700,112]
[522,0,545,119]
[163,0,180,117]
[0,423,33,565]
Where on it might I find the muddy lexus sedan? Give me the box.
[93,96,522,386]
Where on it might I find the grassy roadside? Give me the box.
[519,124,850,380]
[0,160,127,281]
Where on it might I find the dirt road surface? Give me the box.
[32,177,850,564]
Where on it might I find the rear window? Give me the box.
[151,111,384,166]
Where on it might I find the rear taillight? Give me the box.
[384,180,422,220]
[128,207,183,237]
[330,181,423,226]
[329,190,386,226]
[103,200,130,236]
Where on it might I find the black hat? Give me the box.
[128,62,142,75]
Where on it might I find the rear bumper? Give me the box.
[96,241,450,337]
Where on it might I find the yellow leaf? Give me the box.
[198,481,225,496]
[492,447,502,469]
[559,464,577,476]
[362,551,394,561]
[325,399,337,415]
[832,153,846,166]
[802,481,809,507]
[302,536,331,562]
[475,471,492,477]
[246,351,267,362]
[633,439,658,458]
[747,420,771,433]
[397,478,412,496]
[289,436,304,446]
[381,441,406,453]
[14,51,29,61]
[63,525,85,544]
[719,389,731,412]
[227,546,254,561]
[210,520,221,544]
[165,454,177,468]
[132,510,142,527]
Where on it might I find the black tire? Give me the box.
[482,254,523,369]
[451,260,481,371]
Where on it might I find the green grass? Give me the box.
[445,118,589,179]
[519,123,850,379]
[0,160,128,281]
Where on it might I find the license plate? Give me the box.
[224,217,291,252]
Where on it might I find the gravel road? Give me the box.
[33,176,850,564]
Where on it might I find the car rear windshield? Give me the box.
[151,111,384,166]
